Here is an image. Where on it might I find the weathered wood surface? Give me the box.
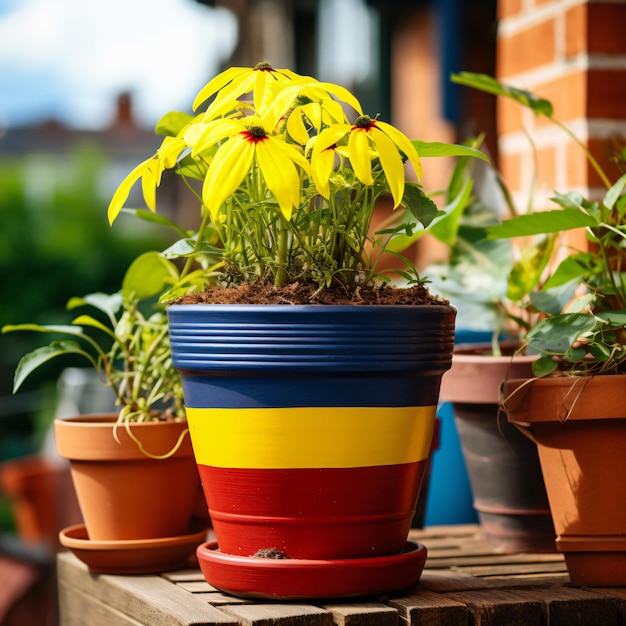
[57,525,626,625]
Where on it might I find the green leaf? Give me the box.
[542,255,587,289]
[451,72,554,117]
[122,252,178,301]
[526,314,599,354]
[487,208,597,239]
[71,315,112,335]
[428,177,474,245]
[604,172,626,211]
[531,356,559,377]
[2,323,82,336]
[530,279,578,316]
[161,237,206,259]
[68,293,123,318]
[596,309,626,325]
[412,140,490,163]
[155,111,193,137]
[129,209,190,237]
[12,342,87,392]
[506,233,556,302]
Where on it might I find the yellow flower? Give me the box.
[193,61,299,119]
[268,78,363,144]
[311,115,422,208]
[107,136,185,224]
[193,117,311,221]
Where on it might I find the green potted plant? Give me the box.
[107,61,487,599]
[458,73,626,586]
[2,252,207,574]
[422,131,555,553]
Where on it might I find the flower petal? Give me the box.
[256,137,302,220]
[311,147,335,198]
[348,128,374,186]
[371,126,405,207]
[203,134,254,219]
[374,120,423,180]
[108,157,155,224]
[286,109,311,145]
[193,66,248,111]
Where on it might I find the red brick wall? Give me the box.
[496,0,626,219]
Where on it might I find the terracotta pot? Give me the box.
[168,303,455,598]
[502,375,626,585]
[439,344,556,553]
[0,455,82,549]
[54,415,201,541]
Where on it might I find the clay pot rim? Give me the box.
[501,374,626,424]
[54,413,194,461]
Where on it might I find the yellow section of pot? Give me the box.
[186,406,436,469]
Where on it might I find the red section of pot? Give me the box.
[198,461,427,559]
[54,415,201,541]
[196,540,428,600]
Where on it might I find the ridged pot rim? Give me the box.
[54,414,194,461]
[167,302,456,374]
[501,374,626,424]
[167,303,456,312]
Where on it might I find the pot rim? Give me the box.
[501,374,626,424]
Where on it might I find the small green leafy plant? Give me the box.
[453,72,626,377]
[107,62,488,298]
[2,252,187,454]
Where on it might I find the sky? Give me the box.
[0,0,238,130]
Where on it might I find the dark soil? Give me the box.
[174,282,449,306]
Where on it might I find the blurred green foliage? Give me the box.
[0,142,173,458]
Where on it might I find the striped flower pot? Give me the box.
[168,303,455,598]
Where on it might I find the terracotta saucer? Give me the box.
[59,523,208,574]
[196,540,427,600]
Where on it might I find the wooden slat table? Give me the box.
[57,525,626,625]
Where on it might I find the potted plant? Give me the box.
[106,61,487,599]
[459,73,626,586]
[2,252,208,574]
[419,97,557,552]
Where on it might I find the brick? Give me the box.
[586,138,626,188]
[589,3,626,55]
[536,144,559,191]
[498,17,557,76]
[564,140,590,189]
[497,0,523,20]
[565,4,587,58]
[588,71,626,119]
[499,151,525,194]
[497,93,528,136]
[533,72,587,123]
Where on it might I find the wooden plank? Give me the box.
[220,603,332,625]
[458,561,568,577]
[177,581,220,593]
[520,587,620,626]
[388,589,469,626]
[162,571,209,583]
[59,584,145,626]
[192,592,253,606]
[425,554,565,570]
[444,589,544,626]
[57,552,238,626]
[320,602,398,626]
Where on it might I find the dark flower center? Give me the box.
[354,115,373,129]
[245,126,268,142]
